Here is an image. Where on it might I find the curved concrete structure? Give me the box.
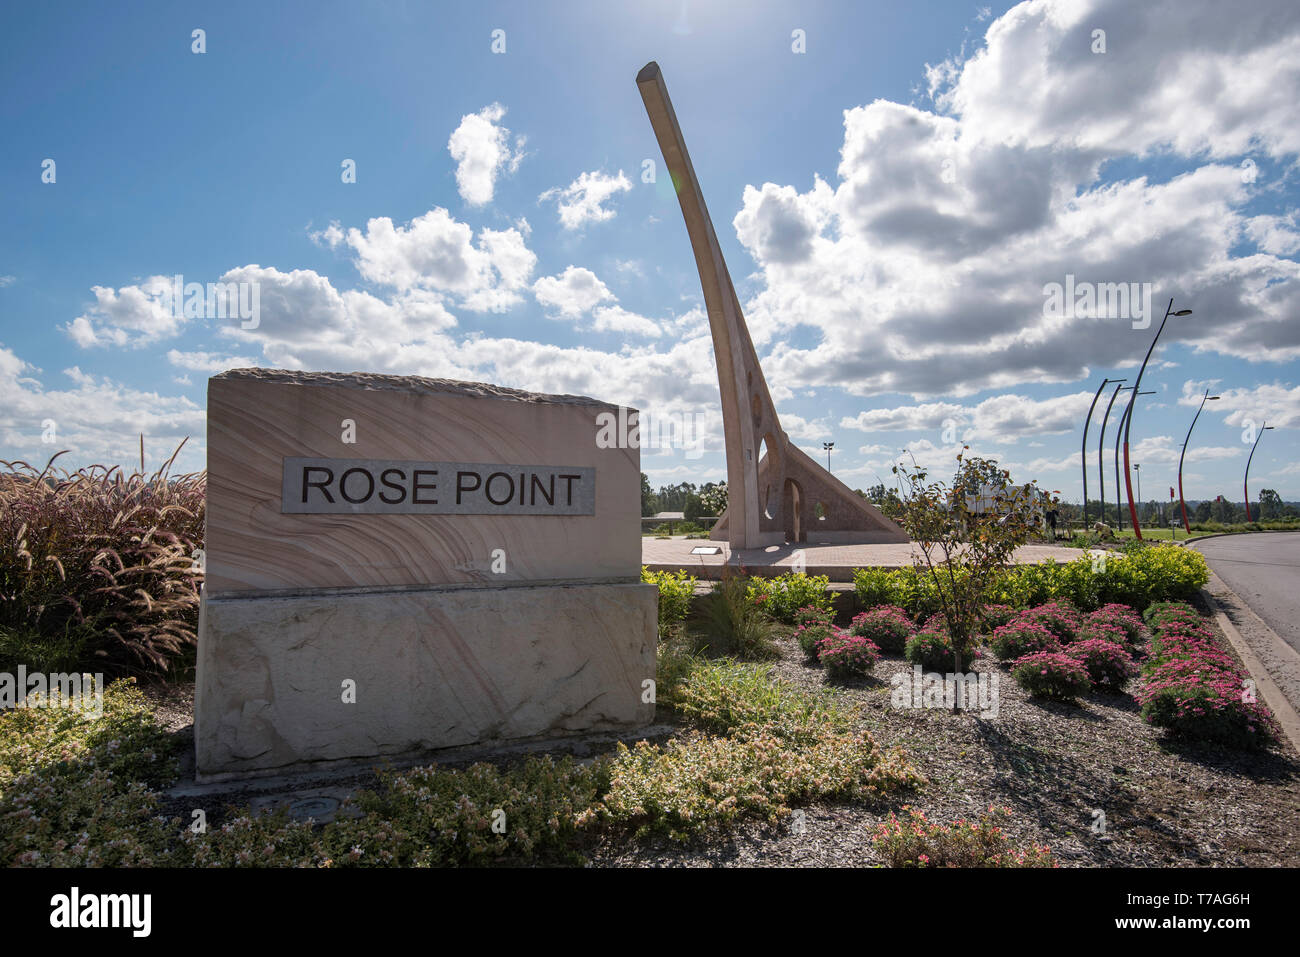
[636,61,906,547]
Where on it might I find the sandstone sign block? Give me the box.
[195,369,655,779]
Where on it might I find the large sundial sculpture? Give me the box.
[637,61,907,548]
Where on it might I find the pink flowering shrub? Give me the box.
[1136,656,1279,749]
[872,805,1056,868]
[904,628,979,671]
[978,603,1018,632]
[1075,618,1138,655]
[794,604,834,629]
[794,622,837,661]
[921,612,950,634]
[1148,628,1229,666]
[1088,603,1145,646]
[1143,602,1203,633]
[1010,651,1092,701]
[1065,639,1137,691]
[1135,612,1280,748]
[816,632,881,679]
[1014,601,1082,643]
[989,621,1060,662]
[849,605,913,653]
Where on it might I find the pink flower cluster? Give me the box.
[1009,650,1092,700]
[816,631,881,679]
[850,605,913,653]
[989,620,1060,661]
[1065,638,1137,690]
[1136,605,1280,747]
[1014,601,1082,643]
[1089,603,1145,645]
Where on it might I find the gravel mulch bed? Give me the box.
[587,612,1300,868]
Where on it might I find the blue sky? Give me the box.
[2,0,1297,507]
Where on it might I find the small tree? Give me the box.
[893,450,1039,697]
[699,481,728,516]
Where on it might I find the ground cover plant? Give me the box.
[873,805,1056,868]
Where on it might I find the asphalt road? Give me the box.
[1189,533,1300,655]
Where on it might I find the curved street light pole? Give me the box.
[1243,424,1275,522]
[1122,299,1193,539]
[1114,390,1154,532]
[1097,381,1130,526]
[1177,389,1219,533]
[1132,463,1142,522]
[1081,377,1122,530]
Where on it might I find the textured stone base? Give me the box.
[195,581,657,778]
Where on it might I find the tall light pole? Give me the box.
[823,441,834,471]
[1243,424,1275,522]
[1097,381,1130,526]
[1178,389,1219,533]
[1132,463,1143,523]
[1122,299,1193,539]
[1114,390,1154,531]
[1082,377,1124,529]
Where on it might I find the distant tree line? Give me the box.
[641,474,726,522]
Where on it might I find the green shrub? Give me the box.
[852,566,943,620]
[746,573,832,623]
[641,567,697,638]
[654,638,702,711]
[0,678,175,793]
[873,806,1056,868]
[670,660,799,735]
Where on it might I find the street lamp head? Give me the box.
[1264,426,1275,431]
[1207,395,1220,401]
[1173,309,1193,316]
